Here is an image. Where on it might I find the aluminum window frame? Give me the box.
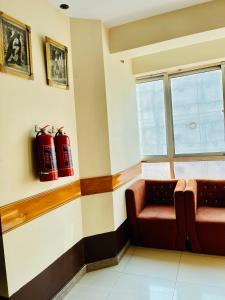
[137,63,225,168]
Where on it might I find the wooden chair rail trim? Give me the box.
[112,163,142,191]
[1,180,81,234]
[80,163,141,195]
[0,163,141,234]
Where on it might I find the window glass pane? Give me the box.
[174,161,225,179]
[171,70,225,155]
[136,80,167,156]
[142,162,170,179]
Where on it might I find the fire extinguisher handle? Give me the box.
[55,126,64,136]
[36,125,50,138]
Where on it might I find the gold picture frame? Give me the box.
[45,37,69,89]
[0,11,33,80]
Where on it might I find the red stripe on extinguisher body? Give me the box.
[55,129,74,177]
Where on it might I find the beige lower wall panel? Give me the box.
[3,198,83,296]
[81,193,114,238]
[113,175,142,231]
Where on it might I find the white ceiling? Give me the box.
[49,0,210,27]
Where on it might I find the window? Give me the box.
[136,80,167,156]
[142,162,170,179]
[137,65,225,179]
[171,69,225,155]
[174,161,225,179]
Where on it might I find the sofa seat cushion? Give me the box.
[196,207,225,223]
[196,207,225,255]
[136,205,177,249]
[138,205,176,221]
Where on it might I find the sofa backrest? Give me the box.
[197,179,225,207]
[145,180,178,205]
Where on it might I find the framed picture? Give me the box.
[45,37,69,89]
[0,11,33,79]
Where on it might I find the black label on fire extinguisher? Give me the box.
[62,144,73,168]
[42,145,57,171]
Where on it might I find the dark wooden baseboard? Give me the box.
[0,222,8,298]
[84,220,129,263]
[10,240,84,300]
[3,220,129,300]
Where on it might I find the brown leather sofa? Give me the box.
[125,179,186,250]
[185,179,225,256]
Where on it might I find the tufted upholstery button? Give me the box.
[214,185,217,189]
[204,185,207,189]
[153,186,156,189]
[205,199,208,204]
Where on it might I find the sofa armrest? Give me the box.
[125,180,146,243]
[174,179,186,250]
[185,179,201,252]
[125,179,146,217]
[185,179,197,214]
[174,179,186,193]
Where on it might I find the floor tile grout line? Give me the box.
[104,269,124,300]
[104,247,137,300]
[172,251,183,299]
[119,245,137,272]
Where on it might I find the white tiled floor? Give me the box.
[63,246,225,300]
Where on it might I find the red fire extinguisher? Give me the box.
[54,127,74,177]
[36,125,58,182]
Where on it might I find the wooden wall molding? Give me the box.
[80,163,141,196]
[0,180,81,234]
[0,163,141,234]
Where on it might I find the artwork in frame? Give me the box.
[0,11,33,79]
[45,37,69,89]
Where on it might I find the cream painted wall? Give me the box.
[70,18,111,178]
[3,199,83,296]
[102,27,140,174]
[102,26,141,230]
[82,177,142,237]
[133,38,225,75]
[0,0,84,297]
[109,0,225,53]
[70,19,117,237]
[81,193,114,237]
[0,0,79,206]
[70,20,141,237]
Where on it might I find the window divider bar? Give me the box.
[163,74,175,178]
[221,63,225,142]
